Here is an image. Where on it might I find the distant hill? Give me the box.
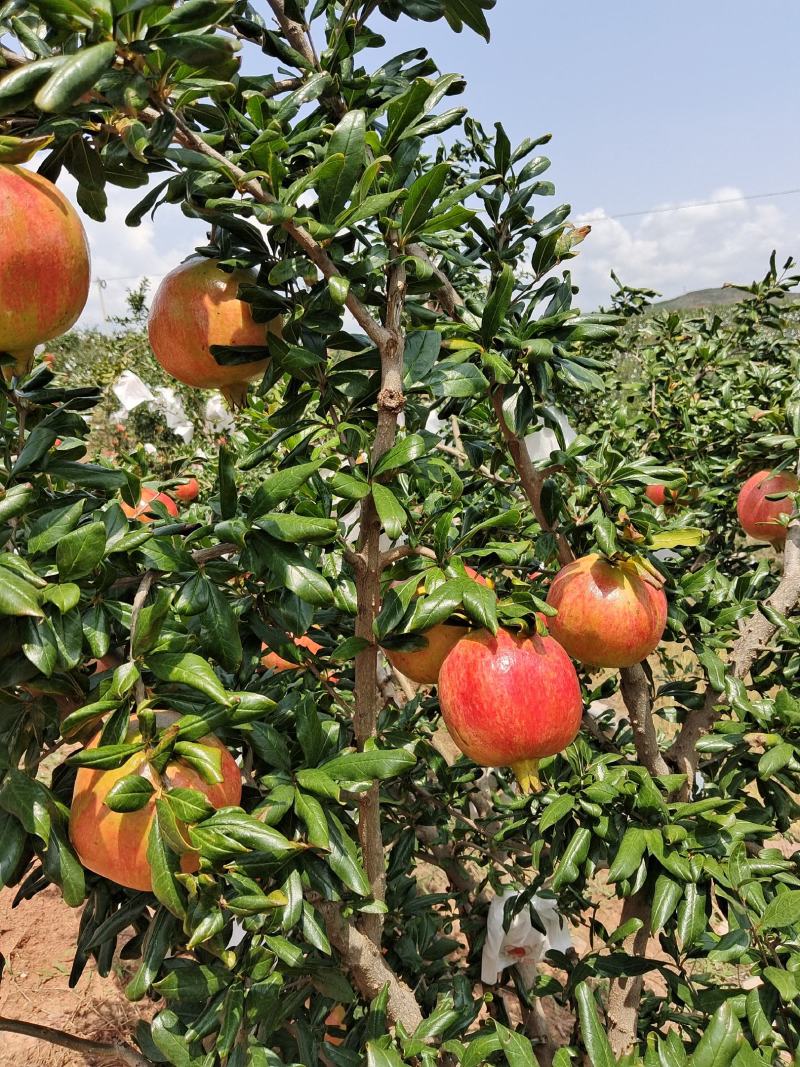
[655,286,800,310]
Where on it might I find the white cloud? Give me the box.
[63,177,205,328]
[569,187,800,309]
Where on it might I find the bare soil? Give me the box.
[0,885,144,1066]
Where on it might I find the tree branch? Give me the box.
[0,1017,152,1067]
[619,663,669,777]
[605,894,652,1057]
[353,255,408,943]
[129,569,156,704]
[379,545,437,569]
[490,388,574,567]
[319,903,423,1033]
[265,0,317,68]
[160,105,391,350]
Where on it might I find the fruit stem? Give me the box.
[512,758,541,793]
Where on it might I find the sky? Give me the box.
[70,0,800,324]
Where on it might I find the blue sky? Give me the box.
[75,1,800,323]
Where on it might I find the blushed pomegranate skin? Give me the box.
[0,165,90,374]
[175,477,200,503]
[70,712,241,892]
[148,257,277,405]
[645,484,679,507]
[120,486,179,523]
[384,567,489,685]
[737,470,799,545]
[546,554,667,668]
[438,627,582,769]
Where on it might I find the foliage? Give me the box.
[0,3,799,1067]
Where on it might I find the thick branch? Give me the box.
[406,242,463,316]
[619,663,669,776]
[490,389,574,566]
[0,1017,151,1067]
[668,506,800,786]
[605,894,652,1056]
[320,904,423,1032]
[265,0,317,67]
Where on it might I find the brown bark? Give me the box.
[605,894,652,1057]
[320,903,423,1032]
[619,663,669,777]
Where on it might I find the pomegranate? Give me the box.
[438,627,582,791]
[645,484,679,507]
[737,469,799,545]
[174,477,200,503]
[148,257,280,407]
[384,567,489,685]
[69,712,241,892]
[546,554,667,668]
[0,165,90,376]
[120,486,179,524]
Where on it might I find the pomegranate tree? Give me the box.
[0,6,797,1066]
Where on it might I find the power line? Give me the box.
[589,187,800,223]
[93,187,800,288]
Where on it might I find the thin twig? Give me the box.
[379,545,437,569]
[129,570,156,704]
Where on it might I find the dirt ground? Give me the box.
[0,885,144,1066]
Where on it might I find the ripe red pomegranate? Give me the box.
[645,484,679,507]
[175,478,200,503]
[70,712,241,892]
[261,634,323,673]
[384,567,489,685]
[737,469,799,545]
[0,165,90,376]
[148,257,280,407]
[438,627,582,791]
[121,486,179,524]
[545,554,667,668]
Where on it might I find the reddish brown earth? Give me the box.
[0,885,147,1066]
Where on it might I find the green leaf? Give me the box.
[105,774,155,813]
[651,873,683,932]
[0,567,43,617]
[326,811,370,896]
[173,742,224,785]
[35,41,117,113]
[164,788,215,824]
[495,1021,538,1067]
[404,330,441,384]
[482,264,515,345]
[373,434,427,478]
[146,654,231,706]
[319,109,366,221]
[462,580,497,634]
[0,770,52,842]
[294,789,329,848]
[22,616,58,676]
[429,361,489,398]
[367,1045,405,1067]
[758,742,794,779]
[322,748,416,782]
[44,823,85,907]
[761,890,800,930]
[147,809,187,919]
[607,827,647,883]
[0,811,26,887]
[576,983,615,1067]
[27,501,84,555]
[692,1003,742,1067]
[329,471,370,500]
[132,587,174,658]
[649,527,705,549]
[255,512,338,543]
[539,794,574,832]
[400,162,449,239]
[56,522,106,580]
[594,516,619,558]
[371,483,406,540]
[248,460,324,515]
[262,545,333,607]
[203,583,242,672]
[763,966,799,1003]
[41,583,80,613]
